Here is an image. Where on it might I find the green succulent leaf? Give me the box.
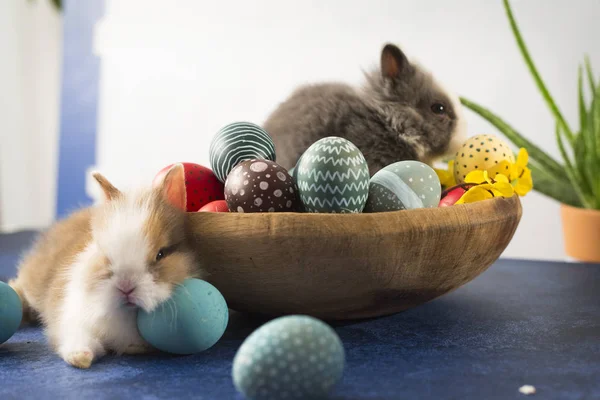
[593,83,600,161]
[555,122,594,208]
[584,55,596,96]
[589,84,600,205]
[578,66,588,134]
[529,162,581,207]
[502,0,574,143]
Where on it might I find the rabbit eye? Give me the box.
[156,249,166,262]
[154,242,181,263]
[431,103,446,114]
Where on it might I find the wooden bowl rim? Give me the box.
[188,195,522,229]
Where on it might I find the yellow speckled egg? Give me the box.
[453,134,515,183]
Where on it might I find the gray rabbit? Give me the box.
[262,43,467,176]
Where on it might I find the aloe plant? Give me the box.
[460,0,600,210]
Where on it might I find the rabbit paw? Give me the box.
[63,349,94,369]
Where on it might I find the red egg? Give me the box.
[438,184,475,207]
[154,162,225,212]
[198,200,230,213]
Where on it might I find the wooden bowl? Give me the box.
[188,196,522,320]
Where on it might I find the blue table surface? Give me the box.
[1,230,599,400]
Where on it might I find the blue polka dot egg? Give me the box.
[232,315,345,400]
[209,122,277,183]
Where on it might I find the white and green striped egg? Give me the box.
[296,137,369,213]
[209,122,276,183]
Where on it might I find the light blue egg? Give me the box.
[0,281,22,344]
[137,279,228,355]
[209,122,277,183]
[364,160,441,212]
[232,315,345,400]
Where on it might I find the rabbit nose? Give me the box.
[117,281,136,295]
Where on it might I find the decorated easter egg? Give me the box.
[453,134,515,184]
[210,122,277,183]
[137,279,228,355]
[363,160,441,212]
[0,281,22,344]
[296,137,369,213]
[198,200,230,212]
[439,184,476,207]
[153,162,224,212]
[225,159,301,213]
[288,153,303,183]
[232,315,345,400]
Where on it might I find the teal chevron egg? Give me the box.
[232,315,345,400]
[364,160,441,212]
[0,281,22,344]
[296,137,369,213]
[210,122,276,183]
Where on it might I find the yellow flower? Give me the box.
[510,148,529,180]
[454,186,495,204]
[509,148,533,196]
[513,167,533,196]
[432,146,533,202]
[455,170,514,204]
[486,160,513,181]
[434,160,457,189]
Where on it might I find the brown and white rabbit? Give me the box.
[9,164,201,369]
[263,43,467,175]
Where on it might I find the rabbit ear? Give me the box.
[381,44,409,79]
[92,172,122,202]
[155,163,187,211]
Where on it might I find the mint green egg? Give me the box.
[137,279,228,354]
[296,137,369,213]
[364,160,441,212]
[0,281,22,344]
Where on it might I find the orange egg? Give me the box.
[453,134,515,183]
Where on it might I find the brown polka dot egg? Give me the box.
[453,134,515,184]
[224,159,301,213]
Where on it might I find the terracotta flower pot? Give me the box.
[560,204,600,263]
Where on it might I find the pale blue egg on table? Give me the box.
[296,136,369,213]
[0,281,22,344]
[209,121,277,183]
[137,278,228,355]
[232,315,345,400]
[364,160,441,212]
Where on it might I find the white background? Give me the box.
[0,0,61,233]
[2,0,599,262]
